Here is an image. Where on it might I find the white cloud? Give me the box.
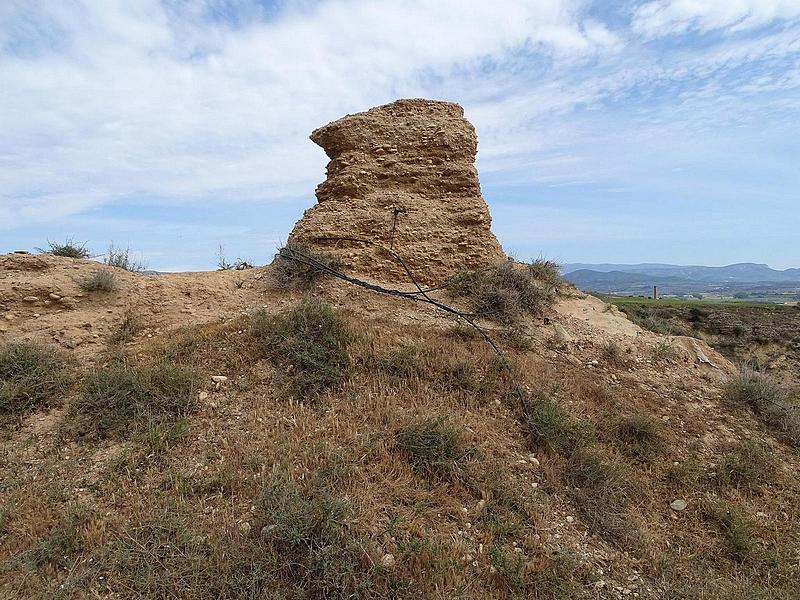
[633,0,800,37]
[1,0,620,228]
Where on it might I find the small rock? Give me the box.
[49,293,61,300]
[198,391,209,401]
[211,375,228,383]
[238,521,251,534]
[566,516,575,523]
[23,296,39,303]
[670,499,687,511]
[527,454,540,467]
[380,553,396,568]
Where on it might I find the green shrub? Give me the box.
[256,475,372,597]
[105,243,147,272]
[523,393,592,452]
[0,342,69,420]
[612,413,663,461]
[38,237,90,259]
[71,362,198,438]
[270,243,342,288]
[448,261,555,323]
[396,417,468,480]
[725,368,799,446]
[79,269,116,292]
[250,299,348,399]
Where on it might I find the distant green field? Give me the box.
[598,295,789,310]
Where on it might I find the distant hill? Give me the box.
[561,263,800,297]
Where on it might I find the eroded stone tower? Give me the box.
[288,98,506,285]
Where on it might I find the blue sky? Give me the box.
[1,0,799,271]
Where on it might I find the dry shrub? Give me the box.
[566,448,641,548]
[523,391,593,453]
[79,269,116,292]
[38,237,90,259]
[270,242,342,288]
[105,243,147,272]
[0,341,70,421]
[448,261,555,323]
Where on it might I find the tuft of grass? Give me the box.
[527,258,562,287]
[0,342,70,420]
[79,269,117,292]
[602,340,627,366]
[566,448,641,548]
[448,261,555,323]
[523,393,592,452]
[16,504,90,572]
[612,413,663,461]
[255,474,373,597]
[38,237,90,259]
[105,243,147,272]
[725,368,799,446]
[70,361,198,438]
[395,417,469,480]
[703,501,755,563]
[250,298,348,399]
[716,441,774,492]
[270,242,342,288]
[109,311,142,345]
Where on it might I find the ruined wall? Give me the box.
[288,99,506,285]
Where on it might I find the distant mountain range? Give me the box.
[561,263,800,298]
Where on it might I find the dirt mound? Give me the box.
[289,98,506,285]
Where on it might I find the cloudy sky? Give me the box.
[2,0,799,271]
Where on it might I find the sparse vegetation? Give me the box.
[0,341,70,421]
[527,258,562,287]
[270,242,342,288]
[250,298,348,399]
[79,269,117,292]
[105,243,147,272]
[70,361,198,438]
[448,261,555,323]
[254,474,373,596]
[38,237,90,259]
[395,416,468,479]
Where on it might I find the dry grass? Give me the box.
[0,341,70,422]
[611,413,663,461]
[1,304,799,599]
